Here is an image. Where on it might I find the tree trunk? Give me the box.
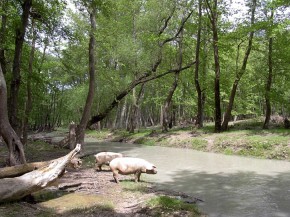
[263,10,274,129]
[221,0,256,131]
[162,29,183,132]
[212,12,221,132]
[69,122,77,150]
[22,19,36,145]
[9,0,32,134]
[118,98,128,128]
[0,144,81,203]
[162,72,179,132]
[128,84,145,133]
[75,6,96,147]
[0,64,26,166]
[0,0,8,76]
[206,0,221,132]
[194,0,203,128]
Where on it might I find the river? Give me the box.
[84,141,290,217]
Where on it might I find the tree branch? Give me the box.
[88,61,196,127]
[160,10,193,46]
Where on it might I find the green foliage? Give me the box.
[1,0,290,133]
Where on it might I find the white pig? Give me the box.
[109,157,157,183]
[94,152,123,171]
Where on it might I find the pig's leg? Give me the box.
[113,170,119,183]
[95,163,102,171]
[135,172,141,182]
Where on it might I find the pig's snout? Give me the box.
[146,166,157,174]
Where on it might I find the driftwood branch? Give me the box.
[0,144,81,203]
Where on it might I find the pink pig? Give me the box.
[109,157,157,183]
[94,152,123,171]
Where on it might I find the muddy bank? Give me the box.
[0,139,203,217]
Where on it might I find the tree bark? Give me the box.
[75,6,96,147]
[0,0,8,75]
[194,0,204,128]
[205,0,222,132]
[69,122,77,150]
[127,84,145,133]
[0,64,26,166]
[0,144,81,203]
[263,9,274,129]
[162,72,179,132]
[22,19,36,145]
[9,0,32,133]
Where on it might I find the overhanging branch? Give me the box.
[88,61,196,127]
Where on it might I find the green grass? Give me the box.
[191,138,208,150]
[64,204,114,215]
[146,196,200,216]
[85,129,111,140]
[212,130,290,159]
[121,180,148,193]
[0,202,55,217]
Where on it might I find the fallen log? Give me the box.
[0,161,50,179]
[0,157,82,179]
[0,144,81,203]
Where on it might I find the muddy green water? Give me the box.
[84,141,290,217]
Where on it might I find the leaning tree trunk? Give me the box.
[221,0,256,131]
[75,6,96,147]
[9,0,32,134]
[0,64,26,166]
[88,11,194,128]
[0,144,81,203]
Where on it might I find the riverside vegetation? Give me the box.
[87,118,290,161]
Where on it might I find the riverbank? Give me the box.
[87,119,290,161]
